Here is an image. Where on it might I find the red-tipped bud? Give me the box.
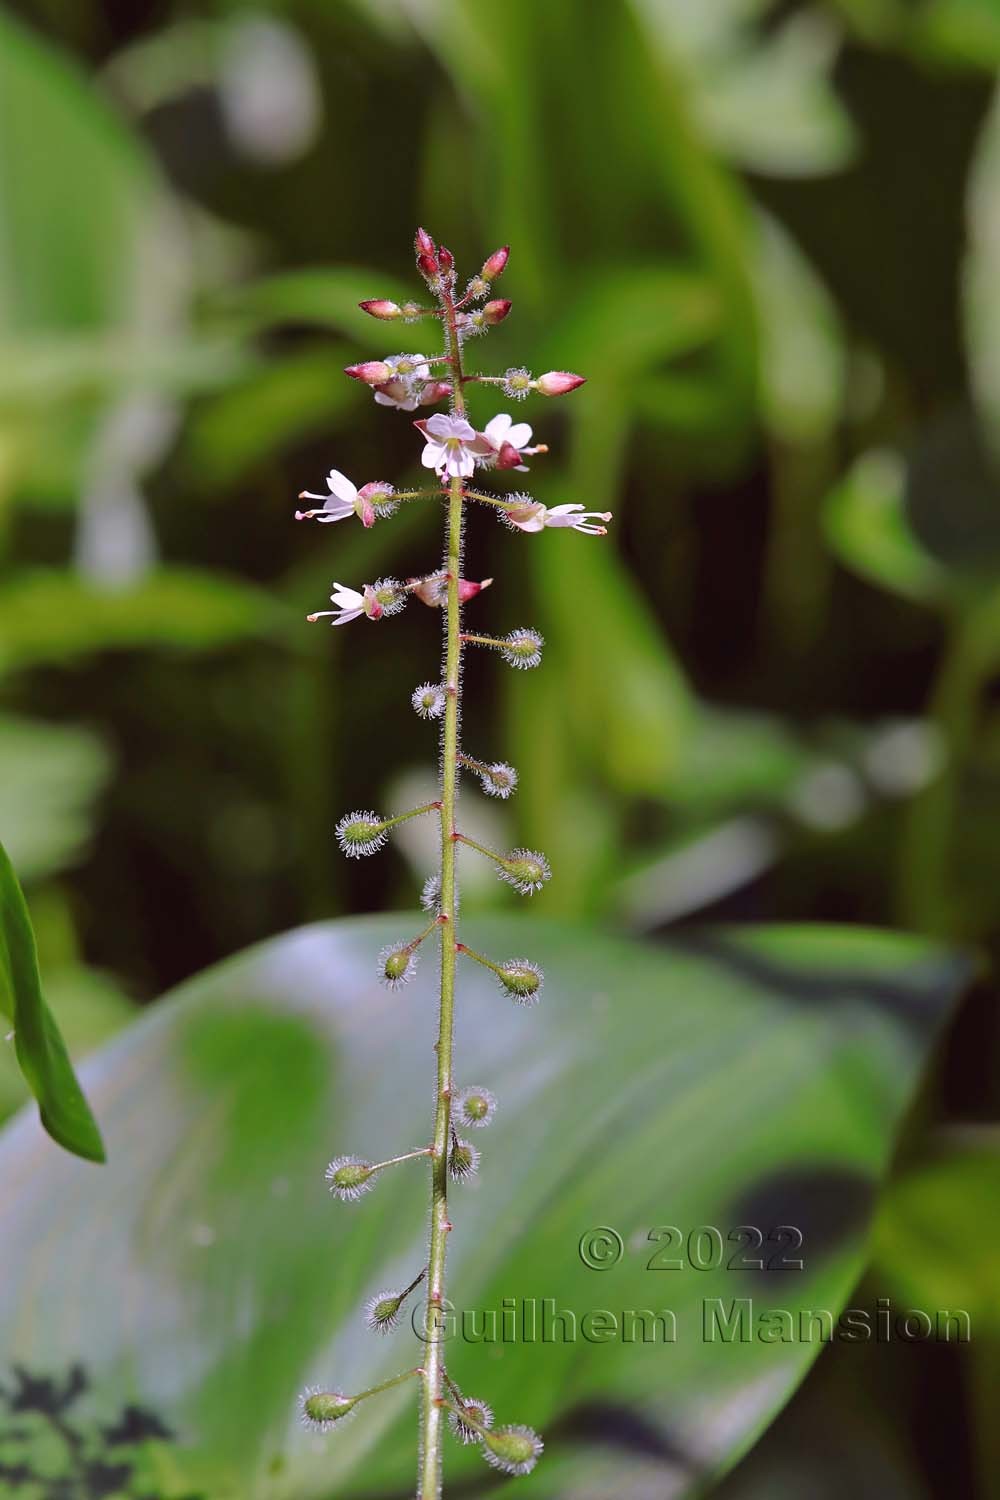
[419,380,453,406]
[345,360,392,386]
[459,577,493,602]
[483,299,512,326]
[495,442,524,471]
[535,370,586,397]
[437,245,455,273]
[359,299,401,321]
[415,228,438,280]
[481,246,509,282]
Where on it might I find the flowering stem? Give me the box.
[419,280,467,1500]
[459,632,505,649]
[407,914,446,953]
[461,488,519,511]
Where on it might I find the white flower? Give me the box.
[296,470,378,526]
[503,501,611,536]
[481,412,534,471]
[419,414,491,478]
[373,353,430,411]
[307,582,369,626]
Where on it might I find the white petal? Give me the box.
[506,422,532,449]
[425,413,453,438]
[484,414,511,443]
[332,608,364,626]
[330,583,365,609]
[326,470,357,503]
[421,442,446,469]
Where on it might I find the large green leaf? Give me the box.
[0,916,966,1496]
[0,840,104,1162]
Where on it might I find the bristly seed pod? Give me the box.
[448,1395,494,1445]
[412,682,447,720]
[364,1289,406,1334]
[335,811,389,857]
[454,1086,497,1128]
[502,366,532,401]
[370,577,406,616]
[497,850,551,896]
[325,1155,375,1201]
[449,1136,480,1182]
[496,959,544,1003]
[500,629,544,670]
[477,761,517,799]
[378,943,418,990]
[481,1424,544,1476]
[299,1387,357,1431]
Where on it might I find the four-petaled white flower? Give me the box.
[502,500,612,536]
[418,414,491,478]
[296,470,390,528]
[308,582,381,626]
[374,353,431,411]
[480,412,535,471]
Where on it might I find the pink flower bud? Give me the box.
[414,226,436,259]
[344,360,392,386]
[418,380,453,406]
[437,245,455,274]
[495,442,524,471]
[459,577,493,602]
[481,246,510,282]
[359,299,401,321]
[483,299,512,325]
[535,370,586,397]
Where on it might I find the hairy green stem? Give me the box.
[419,282,467,1500]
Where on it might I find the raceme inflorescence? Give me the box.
[296,230,610,1498]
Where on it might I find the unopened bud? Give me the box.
[414,227,437,277]
[481,246,510,282]
[325,1155,375,1201]
[535,370,586,397]
[458,577,492,602]
[449,1395,494,1445]
[345,360,392,386]
[437,245,455,274]
[496,959,544,1003]
[449,1136,480,1182]
[359,299,401,321]
[482,1425,543,1476]
[498,850,551,896]
[299,1388,357,1431]
[500,628,544,670]
[483,298,512,325]
[455,1085,497,1128]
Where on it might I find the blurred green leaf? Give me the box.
[184,348,356,490]
[0,715,111,882]
[0,915,967,1494]
[0,840,104,1161]
[872,1132,1000,1330]
[823,450,948,604]
[0,569,286,672]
